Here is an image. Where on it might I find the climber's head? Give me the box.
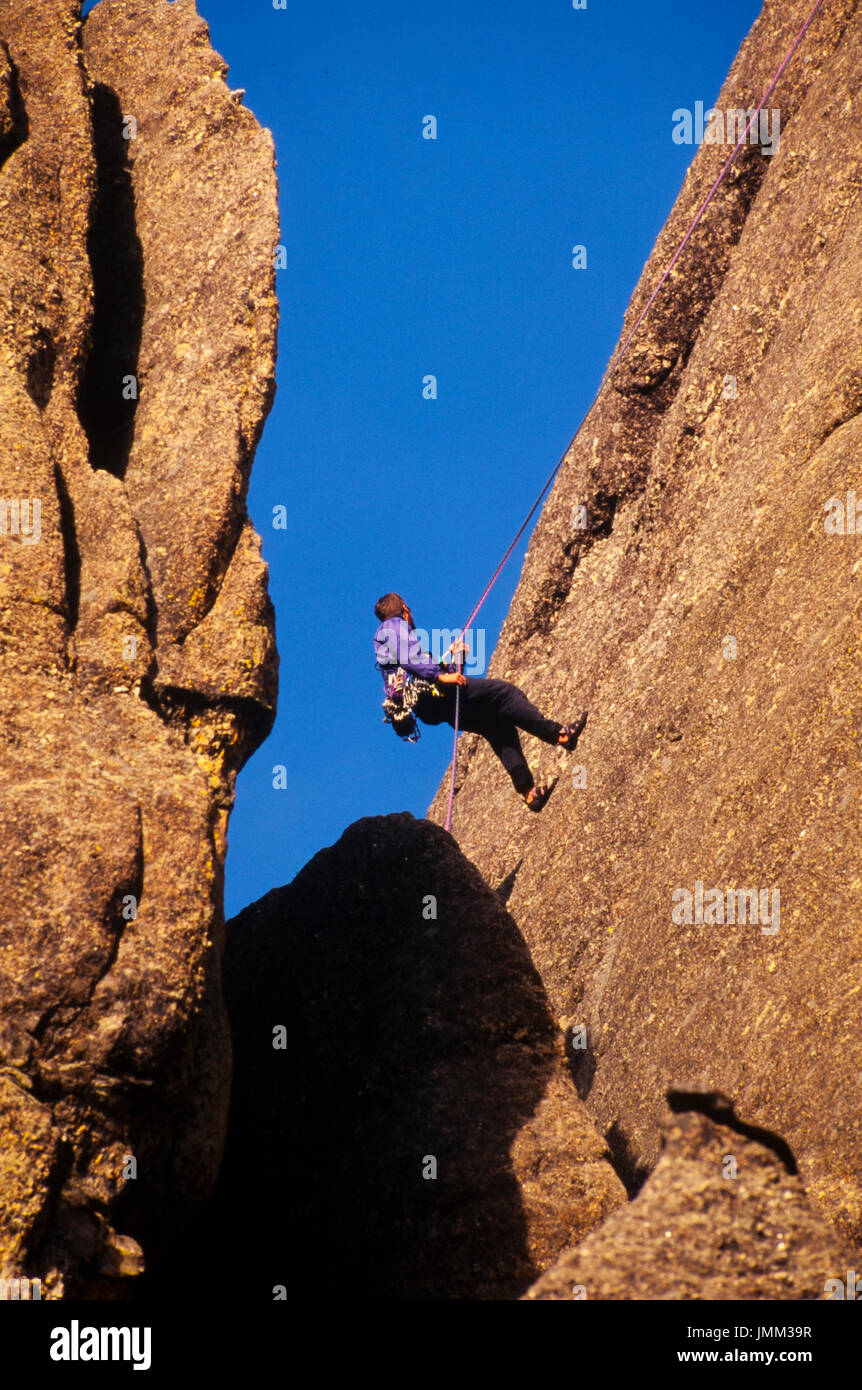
[374,592,413,627]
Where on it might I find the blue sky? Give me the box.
[85,0,762,914]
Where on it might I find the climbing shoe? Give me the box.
[558,711,588,751]
[525,776,558,812]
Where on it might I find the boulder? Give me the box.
[524,1090,855,1300]
[210,814,626,1300]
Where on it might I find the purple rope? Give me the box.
[443,678,461,833]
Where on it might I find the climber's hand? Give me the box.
[438,672,467,686]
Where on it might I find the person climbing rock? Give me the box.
[373,592,587,811]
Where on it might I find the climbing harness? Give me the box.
[440,0,827,833]
[381,666,443,742]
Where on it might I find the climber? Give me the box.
[373,592,587,811]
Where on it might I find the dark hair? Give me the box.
[374,592,405,621]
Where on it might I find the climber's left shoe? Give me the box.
[525,776,558,812]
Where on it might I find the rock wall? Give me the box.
[0,0,278,1296]
[430,0,862,1249]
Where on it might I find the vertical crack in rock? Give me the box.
[603,1119,652,1198]
[131,516,159,652]
[25,327,56,411]
[77,82,144,477]
[52,462,81,637]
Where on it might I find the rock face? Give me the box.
[0,0,277,1296]
[430,0,862,1247]
[524,1092,856,1301]
[4,0,859,1308]
[212,814,626,1300]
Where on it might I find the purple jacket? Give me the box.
[374,616,444,683]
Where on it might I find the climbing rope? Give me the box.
[443,0,827,832]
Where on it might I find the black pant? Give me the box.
[415,677,561,795]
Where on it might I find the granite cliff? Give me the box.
[428,0,862,1262]
[0,0,278,1296]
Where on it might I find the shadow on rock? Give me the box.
[188,814,619,1299]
